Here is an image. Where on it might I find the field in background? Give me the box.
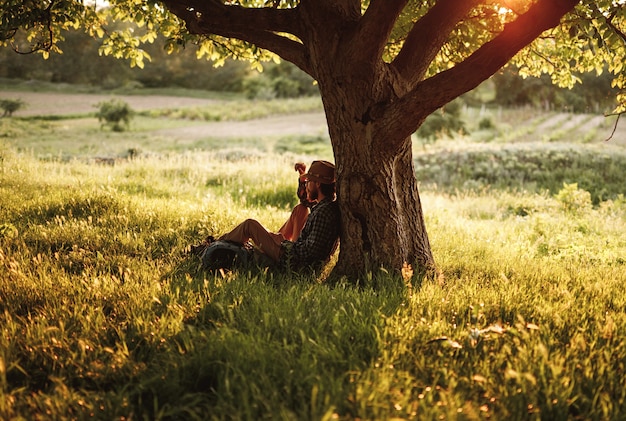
[1,87,624,157]
[1,87,626,420]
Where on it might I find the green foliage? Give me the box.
[1,150,625,419]
[1,0,624,113]
[240,61,318,99]
[415,100,468,141]
[555,182,593,213]
[272,76,305,98]
[493,67,619,113]
[414,143,626,204]
[95,99,134,131]
[478,116,495,130]
[241,75,275,100]
[508,1,626,112]
[0,23,315,96]
[0,29,135,87]
[0,98,25,117]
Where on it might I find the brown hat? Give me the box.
[305,160,335,184]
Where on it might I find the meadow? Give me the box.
[1,89,626,420]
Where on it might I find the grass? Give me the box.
[0,78,243,100]
[1,143,626,419]
[140,96,323,121]
[1,94,626,419]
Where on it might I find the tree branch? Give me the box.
[382,0,579,142]
[162,0,301,36]
[604,112,624,142]
[216,27,313,75]
[354,0,409,62]
[391,0,480,84]
[160,0,312,74]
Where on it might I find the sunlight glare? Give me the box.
[499,0,533,14]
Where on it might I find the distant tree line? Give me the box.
[491,67,618,113]
[0,26,616,112]
[0,27,318,99]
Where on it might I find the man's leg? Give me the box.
[219,219,283,262]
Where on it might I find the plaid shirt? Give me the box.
[282,197,340,270]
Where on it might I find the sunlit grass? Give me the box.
[1,145,625,419]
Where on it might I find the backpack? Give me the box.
[200,240,252,271]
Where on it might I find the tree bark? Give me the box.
[316,73,435,279]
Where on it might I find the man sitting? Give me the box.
[215,160,340,271]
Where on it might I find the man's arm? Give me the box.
[291,201,339,268]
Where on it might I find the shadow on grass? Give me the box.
[143,252,409,419]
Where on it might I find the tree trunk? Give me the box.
[319,84,435,279]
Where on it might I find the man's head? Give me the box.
[304,160,335,184]
[305,160,336,201]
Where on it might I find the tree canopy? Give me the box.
[1,1,624,112]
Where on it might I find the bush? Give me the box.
[555,183,592,213]
[242,76,274,100]
[416,99,468,140]
[0,98,26,117]
[272,76,301,98]
[478,117,495,130]
[95,99,133,131]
